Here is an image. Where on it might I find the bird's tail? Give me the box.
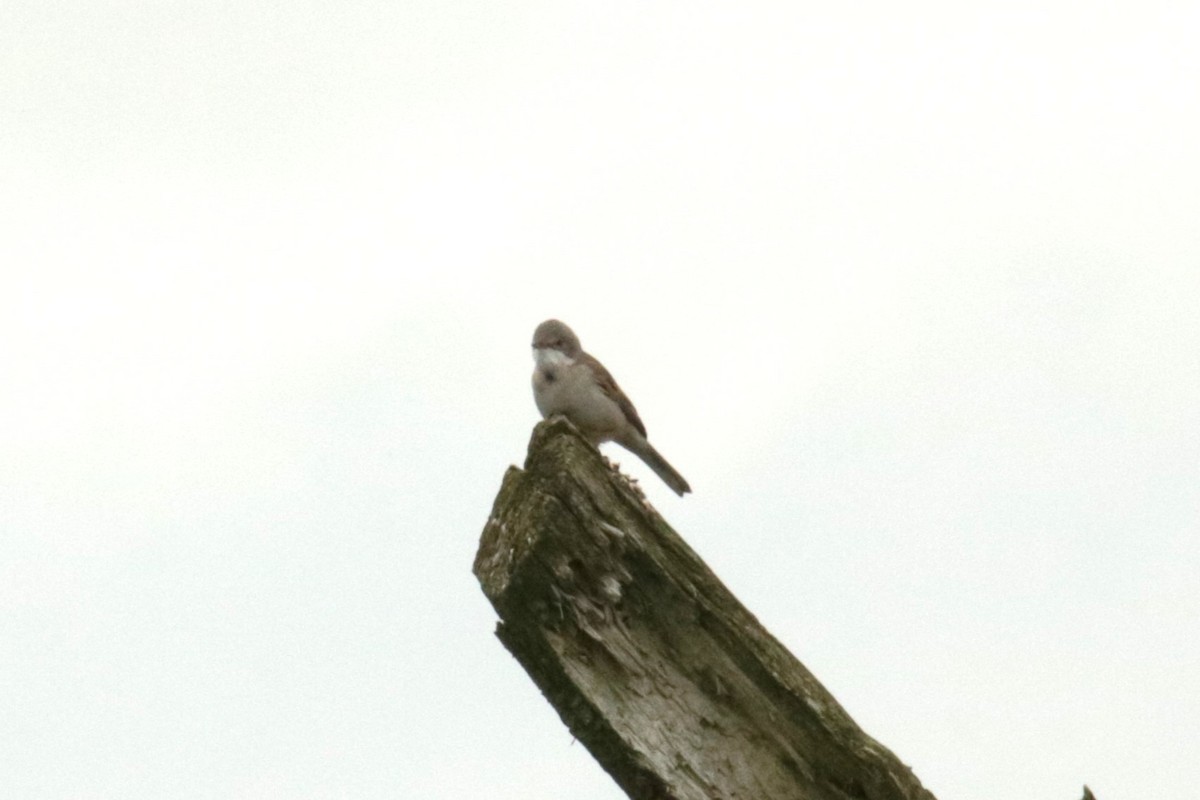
[630,439,691,496]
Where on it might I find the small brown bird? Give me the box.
[530,319,691,496]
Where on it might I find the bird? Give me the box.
[530,319,691,496]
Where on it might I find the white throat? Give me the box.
[534,348,575,368]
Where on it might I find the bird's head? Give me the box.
[532,319,582,359]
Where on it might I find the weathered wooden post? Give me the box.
[474,418,934,799]
[475,418,1095,800]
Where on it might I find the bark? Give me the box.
[474,418,938,800]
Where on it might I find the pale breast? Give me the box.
[531,352,626,443]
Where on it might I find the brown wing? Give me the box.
[580,352,647,438]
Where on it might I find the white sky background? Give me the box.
[2,2,1198,799]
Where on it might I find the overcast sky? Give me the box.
[3,3,1198,799]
